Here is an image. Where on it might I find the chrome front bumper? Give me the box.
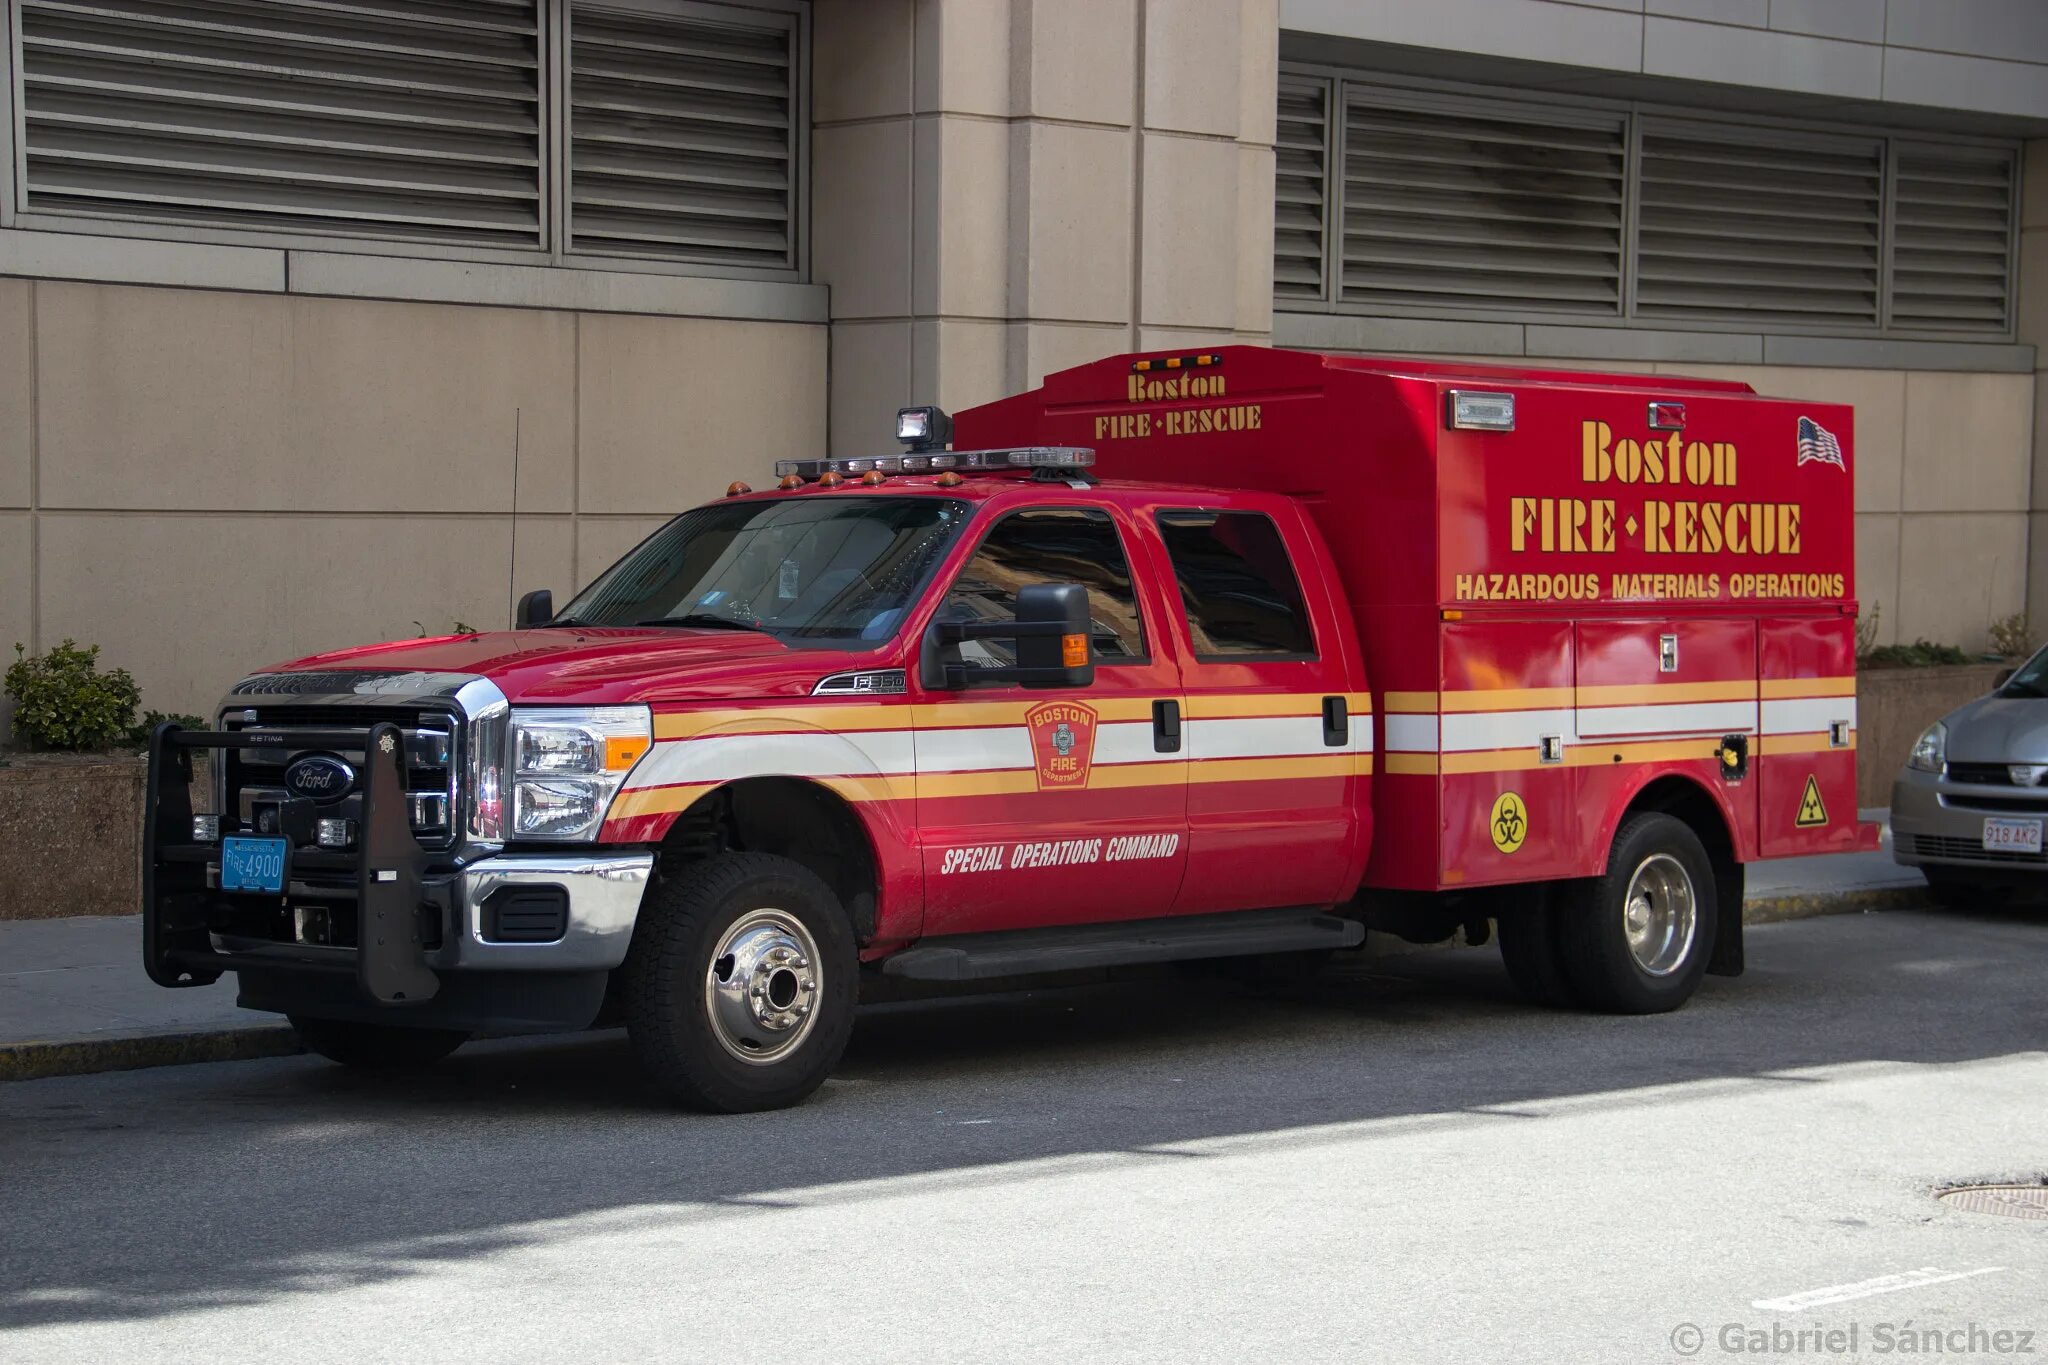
[1891,767,2048,871]
[439,851,656,972]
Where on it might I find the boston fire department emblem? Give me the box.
[1025,701,1097,789]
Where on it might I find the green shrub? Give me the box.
[126,709,209,747]
[1859,638,1973,669]
[5,640,142,750]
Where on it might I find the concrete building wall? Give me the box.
[810,0,1278,454]
[0,280,824,714]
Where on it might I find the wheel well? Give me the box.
[657,779,880,941]
[1622,774,1744,976]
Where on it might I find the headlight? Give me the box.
[506,706,652,840]
[1907,721,1947,774]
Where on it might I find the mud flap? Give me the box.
[1708,856,1744,977]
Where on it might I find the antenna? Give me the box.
[507,406,522,627]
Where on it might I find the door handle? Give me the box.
[1322,695,1348,747]
[1153,699,1181,754]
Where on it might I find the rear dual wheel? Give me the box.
[1499,813,1716,1014]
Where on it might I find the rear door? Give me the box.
[1757,616,1859,856]
[1147,501,1364,914]
[913,504,1189,936]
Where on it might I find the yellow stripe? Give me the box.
[1440,686,1576,712]
[1576,680,1755,706]
[1440,738,1725,775]
[654,705,916,740]
[1382,753,1440,776]
[1187,754,1354,784]
[608,783,717,819]
[1383,691,1438,713]
[1756,730,1856,755]
[1761,676,1856,699]
[1184,692,1372,719]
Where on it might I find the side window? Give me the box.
[938,508,1147,667]
[1155,510,1316,659]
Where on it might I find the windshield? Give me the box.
[1999,644,2048,699]
[555,495,973,642]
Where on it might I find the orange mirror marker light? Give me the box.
[1061,633,1089,669]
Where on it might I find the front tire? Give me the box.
[1555,813,1717,1014]
[620,852,858,1113]
[289,1017,469,1069]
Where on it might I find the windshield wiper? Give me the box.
[536,615,593,629]
[632,613,767,632]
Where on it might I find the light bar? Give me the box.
[1446,389,1516,432]
[775,447,1093,482]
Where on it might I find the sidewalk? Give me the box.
[2,813,1926,1083]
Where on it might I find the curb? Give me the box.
[0,1024,302,1084]
[1743,884,1931,925]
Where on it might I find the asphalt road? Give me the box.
[3,907,2045,1364]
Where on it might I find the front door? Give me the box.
[914,505,1189,936]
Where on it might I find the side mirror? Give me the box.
[921,583,1095,691]
[515,588,553,629]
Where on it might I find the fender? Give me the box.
[598,715,925,943]
[1591,763,1756,866]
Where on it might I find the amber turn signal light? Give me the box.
[1061,633,1089,669]
[725,480,752,497]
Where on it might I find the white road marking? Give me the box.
[1751,1265,2008,1312]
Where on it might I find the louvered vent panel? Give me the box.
[567,1,795,269]
[1337,95,1625,313]
[17,0,543,246]
[1273,76,1330,301]
[1636,122,1882,327]
[1889,145,2015,334]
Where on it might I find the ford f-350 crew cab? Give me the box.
[144,346,1874,1111]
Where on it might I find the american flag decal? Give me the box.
[1796,416,1845,471]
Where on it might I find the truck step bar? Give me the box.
[879,907,1365,982]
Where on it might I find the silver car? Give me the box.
[1892,645,2048,905]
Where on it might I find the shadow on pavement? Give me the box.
[2,906,2045,1328]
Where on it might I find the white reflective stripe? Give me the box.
[1763,697,1857,734]
[628,729,916,787]
[1187,714,1336,761]
[1576,700,1757,738]
[1440,709,1575,753]
[1094,720,1180,766]
[913,725,1033,773]
[1384,714,1439,753]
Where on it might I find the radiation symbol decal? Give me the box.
[1795,774,1829,828]
[1490,791,1528,854]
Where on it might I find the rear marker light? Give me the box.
[1647,401,1686,431]
[1447,390,1515,432]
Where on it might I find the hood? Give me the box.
[1941,692,2048,762]
[256,628,890,706]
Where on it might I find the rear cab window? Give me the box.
[1154,509,1316,660]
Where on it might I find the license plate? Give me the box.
[221,835,290,895]
[1982,817,2043,854]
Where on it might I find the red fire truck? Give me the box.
[144,346,1872,1111]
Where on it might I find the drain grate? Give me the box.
[1938,1185,2048,1221]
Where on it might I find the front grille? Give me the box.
[1900,833,2048,865]
[1942,794,2048,813]
[221,705,461,851]
[1945,763,2042,787]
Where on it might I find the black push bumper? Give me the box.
[143,721,443,1007]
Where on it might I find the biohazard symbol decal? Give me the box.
[1490,791,1528,854]
[1796,774,1829,828]
[1026,701,1097,790]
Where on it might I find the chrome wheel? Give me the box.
[1622,852,1696,976]
[704,910,822,1065]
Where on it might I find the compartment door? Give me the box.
[1574,618,1758,854]
[1757,617,1860,857]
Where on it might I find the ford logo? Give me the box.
[284,754,356,804]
